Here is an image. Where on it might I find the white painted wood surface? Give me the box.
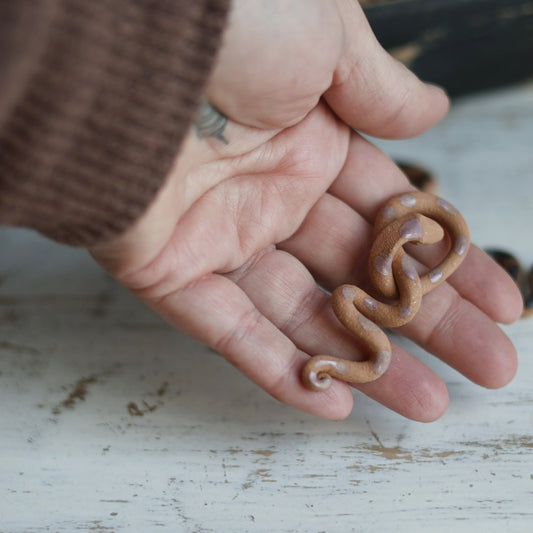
[1,83,533,532]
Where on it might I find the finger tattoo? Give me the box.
[194,101,229,144]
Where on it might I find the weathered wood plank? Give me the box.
[1,83,533,532]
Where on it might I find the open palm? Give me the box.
[91,0,522,420]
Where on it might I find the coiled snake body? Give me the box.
[302,191,470,391]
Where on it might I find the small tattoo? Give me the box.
[194,101,229,144]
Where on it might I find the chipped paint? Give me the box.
[52,375,98,415]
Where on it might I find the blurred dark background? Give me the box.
[362,0,533,96]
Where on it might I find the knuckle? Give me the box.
[212,306,263,359]
[424,290,464,349]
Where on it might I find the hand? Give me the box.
[90,0,522,421]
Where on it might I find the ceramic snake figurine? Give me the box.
[302,191,470,391]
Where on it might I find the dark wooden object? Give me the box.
[364,0,533,96]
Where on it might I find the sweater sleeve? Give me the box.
[0,0,230,247]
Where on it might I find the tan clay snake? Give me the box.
[302,191,470,391]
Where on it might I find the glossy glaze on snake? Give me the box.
[302,191,470,391]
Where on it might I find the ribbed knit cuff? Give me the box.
[0,0,230,246]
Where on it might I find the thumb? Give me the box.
[325,1,449,139]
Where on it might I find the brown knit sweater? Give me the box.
[0,0,230,246]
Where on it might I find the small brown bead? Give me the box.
[523,292,533,318]
[485,249,523,285]
[397,161,437,194]
[523,265,533,318]
[485,250,533,319]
